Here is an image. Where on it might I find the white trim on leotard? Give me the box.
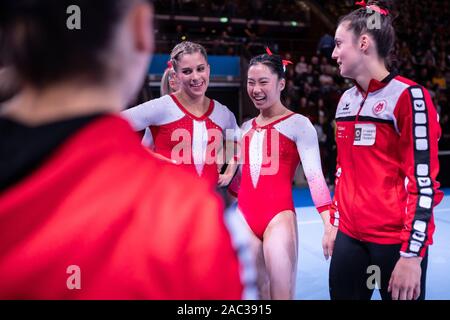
[274,114,331,209]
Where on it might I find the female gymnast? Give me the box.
[122,41,239,188]
[234,50,333,299]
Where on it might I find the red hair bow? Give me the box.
[355,1,389,16]
[265,47,293,68]
[167,60,173,69]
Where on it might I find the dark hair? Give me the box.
[0,67,21,104]
[0,24,8,68]
[0,26,21,102]
[170,41,208,72]
[0,0,147,88]
[248,54,285,79]
[338,0,396,65]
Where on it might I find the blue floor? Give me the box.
[293,187,450,300]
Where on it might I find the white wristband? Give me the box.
[400,251,418,258]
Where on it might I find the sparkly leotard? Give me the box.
[236,113,331,239]
[122,94,239,187]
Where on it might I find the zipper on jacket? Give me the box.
[355,91,369,121]
[351,91,369,241]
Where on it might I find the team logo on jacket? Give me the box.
[337,101,352,117]
[372,100,387,115]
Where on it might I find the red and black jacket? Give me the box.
[331,73,443,257]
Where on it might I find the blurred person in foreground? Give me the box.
[0,0,251,299]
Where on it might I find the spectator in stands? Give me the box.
[317,33,335,59]
[295,56,308,75]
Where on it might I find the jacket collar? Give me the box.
[353,71,397,96]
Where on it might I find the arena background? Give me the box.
[133,0,450,189]
[134,0,450,299]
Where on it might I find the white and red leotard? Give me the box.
[122,94,239,187]
[234,113,331,239]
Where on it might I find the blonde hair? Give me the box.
[170,41,208,72]
[160,67,176,96]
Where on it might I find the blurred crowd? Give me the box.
[153,0,450,186]
[154,0,309,21]
[282,0,449,184]
[320,0,449,113]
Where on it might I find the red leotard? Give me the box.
[236,113,331,239]
[122,94,239,187]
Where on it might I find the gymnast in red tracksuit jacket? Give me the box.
[327,0,443,301]
[0,0,249,299]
